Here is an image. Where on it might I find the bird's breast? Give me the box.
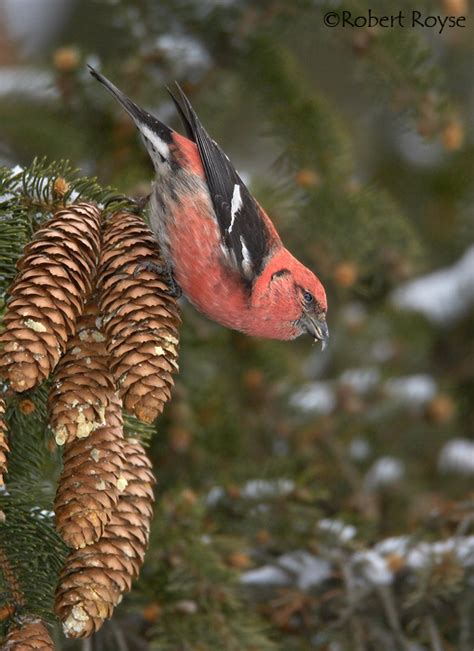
[149,181,250,328]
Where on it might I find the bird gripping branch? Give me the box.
[89,66,328,346]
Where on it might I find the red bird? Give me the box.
[90,67,328,346]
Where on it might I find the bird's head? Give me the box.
[252,250,328,346]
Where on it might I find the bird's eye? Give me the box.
[303,291,313,304]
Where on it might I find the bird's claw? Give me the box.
[133,260,164,278]
[103,193,149,213]
[133,260,182,298]
[165,280,183,299]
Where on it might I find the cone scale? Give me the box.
[54,392,127,549]
[0,204,175,640]
[98,211,180,423]
[48,300,116,446]
[55,438,155,638]
[3,619,54,651]
[0,204,101,392]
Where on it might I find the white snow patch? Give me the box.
[405,540,454,570]
[439,439,474,475]
[290,382,336,414]
[241,565,290,587]
[155,33,211,74]
[0,192,15,203]
[364,456,405,490]
[206,486,225,506]
[30,506,54,520]
[0,68,57,101]
[392,247,474,324]
[352,550,393,586]
[373,535,470,572]
[241,551,331,589]
[375,536,410,557]
[206,479,294,505]
[456,538,474,567]
[318,518,357,543]
[3,0,74,56]
[241,479,294,500]
[384,374,437,406]
[339,367,380,394]
[279,551,332,590]
[395,125,445,168]
[349,437,371,462]
[242,535,474,593]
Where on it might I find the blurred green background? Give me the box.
[1,0,474,649]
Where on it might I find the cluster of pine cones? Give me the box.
[0,203,180,645]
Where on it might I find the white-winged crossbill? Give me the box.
[90,67,328,346]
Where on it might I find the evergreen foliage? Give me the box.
[0,0,473,648]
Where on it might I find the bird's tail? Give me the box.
[88,65,174,163]
[88,65,148,125]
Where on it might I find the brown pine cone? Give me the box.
[55,438,155,638]
[0,204,102,392]
[3,619,53,650]
[0,396,8,485]
[98,211,180,424]
[54,394,127,549]
[48,300,116,446]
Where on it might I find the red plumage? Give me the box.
[90,67,328,345]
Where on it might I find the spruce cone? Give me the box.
[54,394,126,549]
[3,619,53,651]
[48,300,116,446]
[0,204,101,392]
[55,438,155,638]
[0,396,8,485]
[98,211,180,424]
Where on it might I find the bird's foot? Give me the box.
[130,194,150,212]
[133,259,182,298]
[103,193,149,213]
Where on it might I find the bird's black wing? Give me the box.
[168,85,273,281]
